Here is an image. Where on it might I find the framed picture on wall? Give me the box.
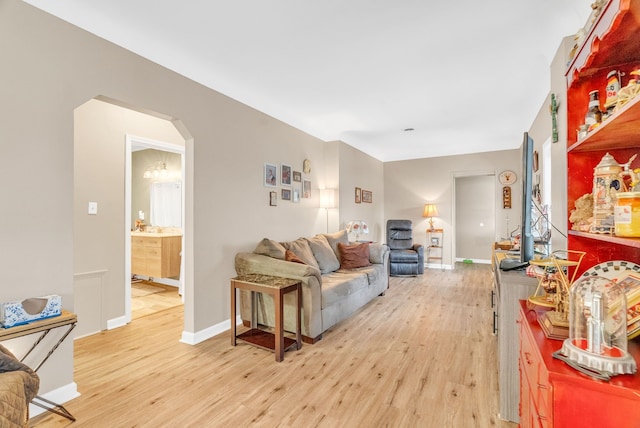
[282,188,291,201]
[355,187,361,203]
[293,187,301,203]
[269,191,277,206]
[362,190,372,203]
[281,164,292,186]
[293,171,302,182]
[303,179,311,198]
[264,163,277,187]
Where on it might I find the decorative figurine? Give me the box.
[591,153,622,234]
[550,93,559,143]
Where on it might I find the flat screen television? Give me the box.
[500,132,534,271]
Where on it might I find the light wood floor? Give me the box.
[31,264,516,428]
[130,281,183,320]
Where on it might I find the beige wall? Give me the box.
[336,143,385,242]
[384,150,521,266]
[0,0,333,399]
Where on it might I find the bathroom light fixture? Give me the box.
[422,203,439,231]
[144,161,168,179]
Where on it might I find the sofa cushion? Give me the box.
[321,271,369,308]
[285,249,306,265]
[253,238,286,259]
[322,229,349,258]
[338,242,372,270]
[281,238,320,270]
[306,235,340,274]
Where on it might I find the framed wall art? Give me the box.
[282,188,291,201]
[303,179,311,198]
[281,164,292,186]
[355,187,361,203]
[293,187,300,203]
[264,163,277,187]
[362,189,372,203]
[269,191,277,206]
[293,171,302,182]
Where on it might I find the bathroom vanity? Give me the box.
[131,232,182,278]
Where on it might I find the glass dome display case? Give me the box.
[557,275,636,380]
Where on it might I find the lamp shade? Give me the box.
[320,188,336,209]
[423,203,439,218]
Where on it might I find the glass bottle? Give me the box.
[585,90,602,131]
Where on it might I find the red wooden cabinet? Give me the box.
[566,0,640,275]
[518,301,640,427]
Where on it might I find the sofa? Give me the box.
[234,230,390,342]
[0,344,40,428]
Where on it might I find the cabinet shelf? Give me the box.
[566,0,640,87]
[568,230,640,249]
[568,94,640,152]
[566,0,640,276]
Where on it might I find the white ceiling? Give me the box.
[23,1,594,161]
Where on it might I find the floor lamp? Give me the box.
[320,189,336,233]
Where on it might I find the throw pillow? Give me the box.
[306,235,340,274]
[253,238,286,259]
[281,238,320,270]
[285,249,306,265]
[322,229,349,258]
[337,242,371,270]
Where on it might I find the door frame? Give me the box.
[451,170,496,267]
[125,134,186,323]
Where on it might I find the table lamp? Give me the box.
[346,220,369,242]
[423,203,439,231]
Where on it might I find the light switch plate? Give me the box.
[88,202,98,215]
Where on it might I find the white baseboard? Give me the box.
[29,382,80,418]
[180,316,240,345]
[425,263,452,270]
[455,258,491,265]
[107,315,127,330]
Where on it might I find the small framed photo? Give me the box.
[292,187,300,203]
[293,171,302,182]
[269,191,277,206]
[362,189,372,203]
[303,179,311,198]
[355,187,361,203]
[281,164,292,186]
[282,188,291,201]
[431,237,440,247]
[264,163,277,187]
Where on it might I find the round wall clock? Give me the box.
[499,170,517,185]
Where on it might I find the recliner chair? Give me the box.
[386,219,424,276]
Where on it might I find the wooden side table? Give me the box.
[0,309,77,421]
[231,274,301,362]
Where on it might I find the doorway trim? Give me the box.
[125,134,186,324]
[451,170,496,268]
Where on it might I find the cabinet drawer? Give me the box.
[145,247,162,260]
[520,323,539,393]
[144,237,162,247]
[132,236,146,247]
